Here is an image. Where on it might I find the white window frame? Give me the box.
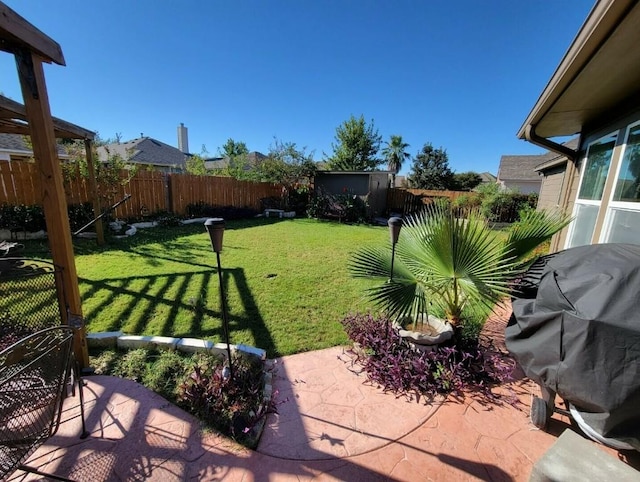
[564,131,618,249]
[600,120,640,242]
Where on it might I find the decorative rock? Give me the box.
[124,225,137,236]
[131,221,157,229]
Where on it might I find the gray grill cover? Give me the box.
[506,243,640,444]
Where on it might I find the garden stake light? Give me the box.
[204,218,234,381]
[387,216,403,335]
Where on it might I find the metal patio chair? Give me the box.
[0,326,87,481]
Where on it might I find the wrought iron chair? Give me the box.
[0,326,87,481]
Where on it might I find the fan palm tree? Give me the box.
[381,135,410,188]
[349,203,571,328]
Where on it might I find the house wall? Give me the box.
[501,180,542,195]
[537,166,566,211]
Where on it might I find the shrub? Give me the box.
[185,202,259,220]
[67,202,95,232]
[88,347,278,448]
[143,350,188,399]
[306,191,369,223]
[475,184,538,223]
[177,351,277,445]
[0,204,46,232]
[340,313,513,402]
[112,348,150,382]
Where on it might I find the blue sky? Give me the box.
[2,1,593,176]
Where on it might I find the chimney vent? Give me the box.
[177,123,189,154]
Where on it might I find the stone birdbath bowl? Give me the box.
[393,314,454,352]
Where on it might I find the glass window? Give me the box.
[606,208,640,243]
[578,134,617,201]
[613,124,640,203]
[567,203,600,248]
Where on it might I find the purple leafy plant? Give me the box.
[340,313,514,403]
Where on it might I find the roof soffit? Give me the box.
[518,0,640,139]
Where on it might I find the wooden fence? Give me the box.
[0,161,283,219]
[387,188,467,216]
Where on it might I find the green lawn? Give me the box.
[68,218,386,357]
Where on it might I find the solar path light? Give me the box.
[204,218,234,380]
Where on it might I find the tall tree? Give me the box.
[381,135,410,187]
[258,138,316,188]
[219,138,249,158]
[452,171,483,191]
[326,115,382,171]
[407,143,455,190]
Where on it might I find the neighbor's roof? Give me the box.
[497,155,545,182]
[518,0,640,139]
[97,137,188,168]
[204,152,267,171]
[0,132,69,157]
[499,138,579,180]
[479,172,497,183]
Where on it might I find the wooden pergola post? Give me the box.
[15,48,89,368]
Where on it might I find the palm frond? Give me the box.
[504,209,572,262]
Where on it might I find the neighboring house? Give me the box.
[535,139,581,211]
[497,154,544,195]
[97,136,188,173]
[0,132,68,162]
[518,0,640,252]
[204,151,267,172]
[497,139,579,198]
[314,170,390,218]
[478,172,497,186]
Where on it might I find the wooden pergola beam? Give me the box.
[0,94,95,140]
[0,1,65,65]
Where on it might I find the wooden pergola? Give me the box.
[1,2,103,367]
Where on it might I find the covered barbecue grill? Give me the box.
[506,243,640,451]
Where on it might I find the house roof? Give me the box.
[204,151,267,171]
[518,0,640,139]
[497,154,545,181]
[479,172,497,183]
[97,137,188,169]
[0,132,69,157]
[499,138,579,180]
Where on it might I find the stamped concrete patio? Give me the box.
[11,306,640,481]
